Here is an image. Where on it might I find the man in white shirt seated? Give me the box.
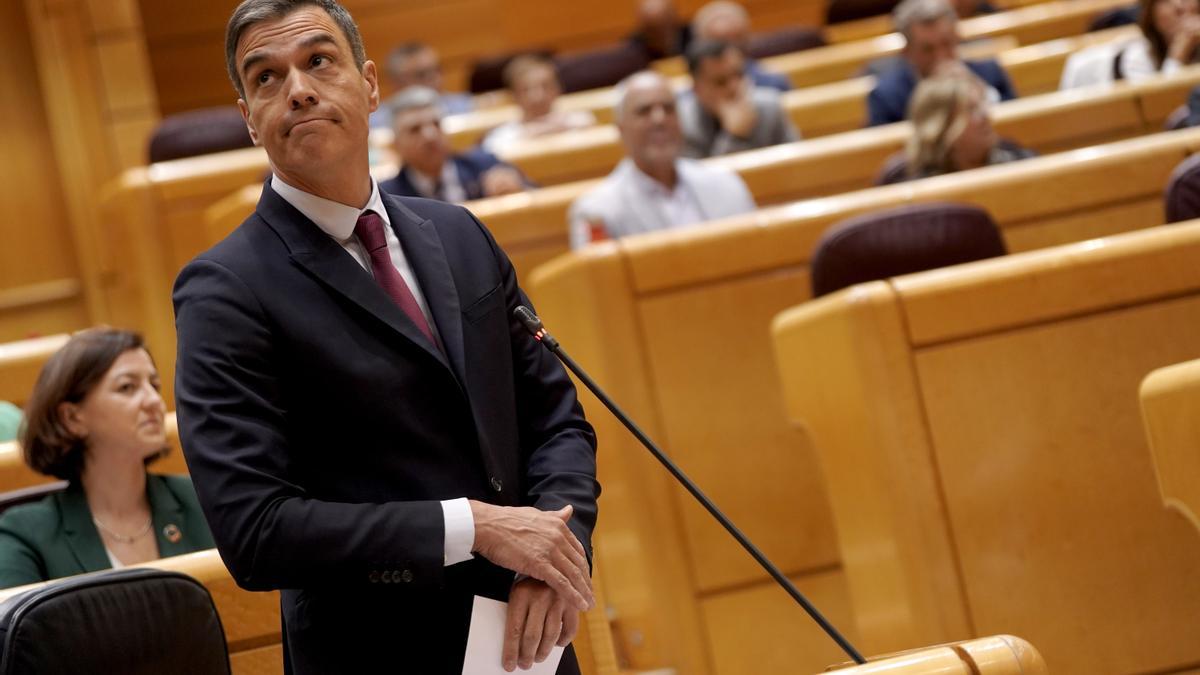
[568,71,757,249]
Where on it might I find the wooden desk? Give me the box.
[1140,358,1200,536]
[524,128,1200,675]
[824,635,1047,674]
[772,222,1200,674]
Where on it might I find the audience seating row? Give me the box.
[772,220,1200,674]
[441,0,1134,150]
[1139,357,1200,538]
[520,127,1200,673]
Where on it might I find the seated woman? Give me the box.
[881,70,1034,183]
[1061,0,1200,89]
[481,55,597,155]
[0,328,213,589]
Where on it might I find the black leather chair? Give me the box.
[1165,153,1200,223]
[468,49,555,94]
[556,43,651,93]
[826,0,900,24]
[0,567,229,674]
[746,26,826,59]
[810,202,1007,297]
[147,106,254,163]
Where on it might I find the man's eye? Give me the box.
[312,55,327,67]
[258,71,272,85]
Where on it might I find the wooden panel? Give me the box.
[230,644,284,675]
[637,271,838,592]
[701,569,858,675]
[1140,358,1200,535]
[96,36,158,115]
[915,296,1200,674]
[86,0,141,34]
[0,334,70,409]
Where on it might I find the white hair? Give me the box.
[692,1,749,37]
[893,0,957,39]
[612,70,671,124]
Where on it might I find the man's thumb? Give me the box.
[556,504,574,522]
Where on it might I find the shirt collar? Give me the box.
[405,161,459,200]
[626,158,686,198]
[270,174,390,243]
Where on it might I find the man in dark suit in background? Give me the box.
[172,1,598,673]
[379,86,530,203]
[866,0,1017,126]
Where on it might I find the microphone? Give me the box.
[513,305,866,665]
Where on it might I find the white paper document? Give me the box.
[462,595,566,675]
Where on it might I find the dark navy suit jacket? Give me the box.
[173,184,597,674]
[379,149,527,202]
[866,59,1017,127]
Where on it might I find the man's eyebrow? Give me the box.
[240,33,339,79]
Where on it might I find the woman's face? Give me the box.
[512,65,561,121]
[1155,0,1199,44]
[951,89,995,169]
[65,348,166,463]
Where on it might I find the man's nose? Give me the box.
[286,71,319,110]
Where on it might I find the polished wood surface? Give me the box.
[773,223,1200,674]
[823,635,1047,674]
[1140,358,1200,535]
[0,334,69,408]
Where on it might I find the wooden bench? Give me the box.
[0,334,69,408]
[520,127,1200,675]
[824,635,1047,674]
[1140,358,1200,538]
[772,221,1200,675]
[440,0,1134,150]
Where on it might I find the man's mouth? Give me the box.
[287,118,334,135]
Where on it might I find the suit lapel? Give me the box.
[256,184,450,369]
[147,476,190,558]
[382,193,469,388]
[58,485,111,573]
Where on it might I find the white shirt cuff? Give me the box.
[441,497,475,566]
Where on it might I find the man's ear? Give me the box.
[362,60,381,113]
[57,402,86,439]
[238,98,261,146]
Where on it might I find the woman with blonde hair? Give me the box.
[902,70,1033,181]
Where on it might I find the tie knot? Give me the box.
[354,210,388,253]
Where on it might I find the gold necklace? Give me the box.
[92,516,153,545]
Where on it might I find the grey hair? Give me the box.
[225,0,367,99]
[692,1,750,37]
[612,70,670,124]
[389,86,443,118]
[893,0,957,39]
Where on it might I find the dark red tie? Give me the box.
[354,210,438,347]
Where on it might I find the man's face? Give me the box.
[693,47,746,114]
[235,6,379,188]
[904,17,960,78]
[393,47,442,92]
[618,75,683,171]
[512,64,561,121]
[392,105,449,177]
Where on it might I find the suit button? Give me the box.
[368,570,380,583]
[400,569,414,583]
[490,477,503,492]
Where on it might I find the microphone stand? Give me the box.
[514,306,866,665]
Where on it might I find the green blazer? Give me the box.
[0,473,214,589]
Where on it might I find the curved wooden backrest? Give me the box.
[824,635,1047,674]
[522,128,1200,675]
[0,334,68,408]
[1139,358,1200,536]
[0,412,187,494]
[772,222,1200,674]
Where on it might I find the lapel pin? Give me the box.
[163,524,182,543]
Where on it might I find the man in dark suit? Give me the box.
[866,0,1017,126]
[172,2,598,673]
[379,86,530,202]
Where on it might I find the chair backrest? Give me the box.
[1088,3,1140,32]
[0,567,230,674]
[147,107,253,164]
[1165,152,1200,222]
[468,49,555,94]
[810,202,1008,297]
[746,26,827,60]
[826,0,900,25]
[0,482,67,517]
[1140,357,1200,536]
[555,43,650,94]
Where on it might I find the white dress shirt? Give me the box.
[627,162,707,229]
[270,175,475,566]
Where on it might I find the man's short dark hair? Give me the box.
[387,41,431,80]
[225,0,367,99]
[686,39,738,76]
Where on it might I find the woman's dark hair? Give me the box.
[19,328,159,481]
[1139,0,1171,69]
